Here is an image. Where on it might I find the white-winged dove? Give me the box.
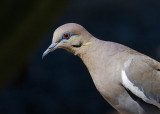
[42,23,160,114]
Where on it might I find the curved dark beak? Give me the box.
[42,42,58,59]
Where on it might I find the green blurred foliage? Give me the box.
[0,0,71,89]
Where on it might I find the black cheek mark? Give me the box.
[72,43,82,48]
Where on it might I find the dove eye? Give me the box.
[62,32,72,40]
[64,33,70,39]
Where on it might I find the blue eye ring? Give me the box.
[62,32,72,40]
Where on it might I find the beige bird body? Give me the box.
[77,39,160,113]
[43,23,160,114]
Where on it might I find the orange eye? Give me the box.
[63,33,70,39]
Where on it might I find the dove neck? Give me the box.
[77,37,106,70]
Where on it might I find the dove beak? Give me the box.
[42,42,58,59]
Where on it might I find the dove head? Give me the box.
[42,23,93,58]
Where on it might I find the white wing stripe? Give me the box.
[121,70,160,108]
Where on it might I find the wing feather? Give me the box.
[121,55,160,108]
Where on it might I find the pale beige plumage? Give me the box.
[43,23,160,114]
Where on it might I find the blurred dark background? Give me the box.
[0,0,160,114]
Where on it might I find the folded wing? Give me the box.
[121,56,160,108]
